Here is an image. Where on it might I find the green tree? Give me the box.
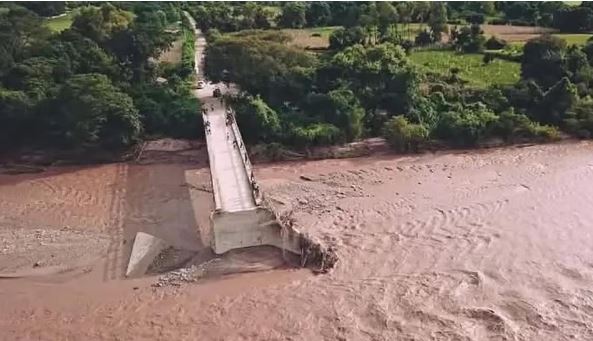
[238,3,272,30]
[253,6,274,29]
[132,85,202,139]
[279,2,307,28]
[204,33,316,105]
[328,26,366,49]
[428,2,448,42]
[71,4,133,44]
[376,2,398,35]
[553,7,593,33]
[435,104,498,146]
[312,89,365,141]
[396,2,414,40]
[482,2,496,16]
[330,43,418,119]
[289,122,342,147]
[232,95,281,143]
[106,8,175,81]
[306,2,331,27]
[452,24,486,53]
[0,88,33,148]
[39,30,121,81]
[328,2,364,27]
[382,115,428,152]
[565,46,592,86]
[412,2,431,23]
[582,40,593,65]
[535,77,577,125]
[521,35,567,88]
[21,2,66,17]
[190,3,238,32]
[495,109,559,142]
[326,89,364,141]
[49,73,141,149]
[564,97,593,138]
[485,36,507,50]
[0,6,50,75]
[3,57,58,101]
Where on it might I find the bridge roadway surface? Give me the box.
[187,13,256,213]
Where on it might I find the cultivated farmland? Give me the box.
[410,50,521,87]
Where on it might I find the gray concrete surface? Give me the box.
[187,13,256,213]
[184,12,302,256]
[125,232,168,277]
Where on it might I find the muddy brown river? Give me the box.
[1,141,593,340]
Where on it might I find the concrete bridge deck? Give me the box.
[186,12,256,213]
[126,14,325,277]
[197,87,256,213]
[185,12,299,255]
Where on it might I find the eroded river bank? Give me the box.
[1,141,593,340]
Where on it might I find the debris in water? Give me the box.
[300,175,313,181]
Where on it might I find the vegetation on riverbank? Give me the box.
[5,2,593,160]
[191,2,593,156]
[180,14,196,78]
[0,2,201,156]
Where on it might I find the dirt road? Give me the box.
[2,141,593,340]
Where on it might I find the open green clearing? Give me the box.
[509,33,593,47]
[45,12,74,32]
[410,50,520,87]
[554,33,592,45]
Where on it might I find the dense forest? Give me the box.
[0,1,200,155]
[193,1,593,152]
[4,2,593,157]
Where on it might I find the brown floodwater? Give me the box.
[1,141,593,340]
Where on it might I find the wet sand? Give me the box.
[2,141,593,340]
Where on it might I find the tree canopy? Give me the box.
[0,3,201,153]
[5,1,593,157]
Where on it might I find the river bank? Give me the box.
[2,133,570,175]
[1,141,593,340]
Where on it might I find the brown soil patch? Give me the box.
[482,24,557,42]
[158,39,183,64]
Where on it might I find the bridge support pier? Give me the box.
[211,208,301,255]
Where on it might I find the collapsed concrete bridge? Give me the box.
[188,13,302,256]
[125,14,335,277]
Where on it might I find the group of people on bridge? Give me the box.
[201,90,260,202]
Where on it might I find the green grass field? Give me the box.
[509,33,593,47]
[554,33,592,45]
[410,50,521,87]
[45,12,74,32]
